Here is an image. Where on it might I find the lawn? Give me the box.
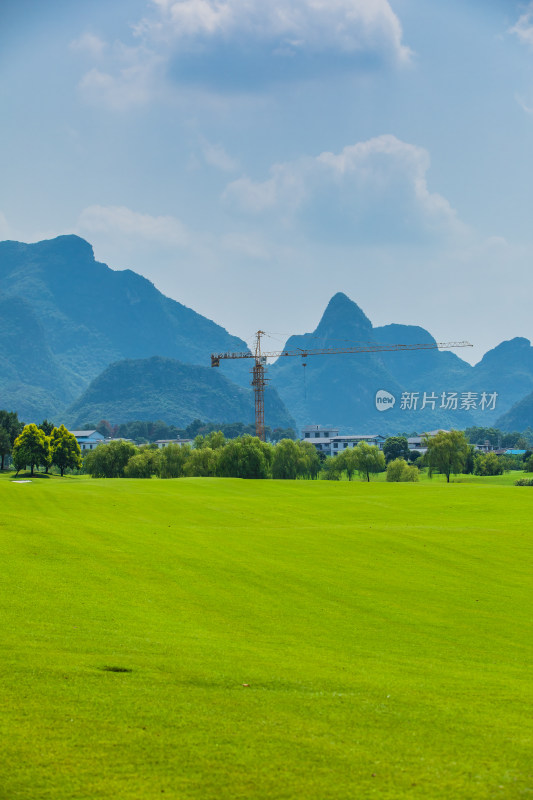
[0,474,531,799]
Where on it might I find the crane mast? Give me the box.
[211,332,473,441]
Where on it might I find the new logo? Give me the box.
[375,390,396,412]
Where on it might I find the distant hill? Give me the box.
[269,293,533,434]
[2,236,533,434]
[0,235,249,419]
[496,390,533,432]
[66,356,295,430]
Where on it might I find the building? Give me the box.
[301,425,386,457]
[408,431,493,455]
[69,430,105,452]
[154,439,194,449]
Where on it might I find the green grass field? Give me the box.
[1,474,531,799]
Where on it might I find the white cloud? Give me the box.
[69,33,107,59]
[224,135,466,242]
[73,0,411,108]
[199,136,238,171]
[139,0,412,63]
[74,40,164,110]
[515,92,533,114]
[77,205,189,247]
[510,4,533,48]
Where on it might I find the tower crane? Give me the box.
[211,331,473,441]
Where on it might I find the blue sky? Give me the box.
[1,0,532,363]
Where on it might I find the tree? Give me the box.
[473,452,503,476]
[386,458,419,482]
[272,439,302,479]
[84,440,137,478]
[160,443,191,478]
[270,427,298,443]
[352,442,386,482]
[39,419,55,436]
[216,436,273,479]
[0,410,23,468]
[336,447,359,480]
[383,436,410,464]
[0,427,11,471]
[182,447,218,477]
[50,425,82,476]
[321,455,343,480]
[298,441,321,480]
[424,430,469,482]
[124,448,161,478]
[12,424,50,476]
[271,439,319,480]
[205,430,226,450]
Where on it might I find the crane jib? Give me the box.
[209,333,473,441]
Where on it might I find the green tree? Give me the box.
[383,436,410,464]
[205,430,226,450]
[39,419,55,436]
[216,436,273,479]
[321,455,343,480]
[50,425,82,476]
[0,410,23,469]
[182,447,218,477]
[336,447,359,480]
[353,442,386,482]
[0,427,11,470]
[84,440,137,478]
[473,452,503,476]
[270,427,297,443]
[524,455,533,473]
[271,439,319,480]
[272,439,302,479]
[424,430,469,482]
[160,444,191,478]
[124,448,161,478]
[298,441,321,480]
[12,424,50,476]
[386,458,419,482]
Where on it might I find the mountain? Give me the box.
[66,357,295,430]
[2,236,533,434]
[496,390,533,433]
[0,235,249,419]
[269,293,533,434]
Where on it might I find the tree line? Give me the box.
[2,409,531,482]
[83,434,321,480]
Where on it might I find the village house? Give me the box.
[154,439,194,449]
[301,425,386,457]
[69,430,105,451]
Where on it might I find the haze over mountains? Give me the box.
[1,235,532,435]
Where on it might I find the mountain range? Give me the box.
[1,235,532,435]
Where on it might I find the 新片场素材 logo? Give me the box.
[375,390,396,412]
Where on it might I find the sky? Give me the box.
[1,0,533,364]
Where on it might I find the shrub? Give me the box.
[515,478,533,486]
[386,458,419,482]
[124,449,160,478]
[321,456,342,480]
[474,452,503,476]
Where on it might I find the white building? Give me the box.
[154,439,194,449]
[301,425,386,457]
[69,430,105,451]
